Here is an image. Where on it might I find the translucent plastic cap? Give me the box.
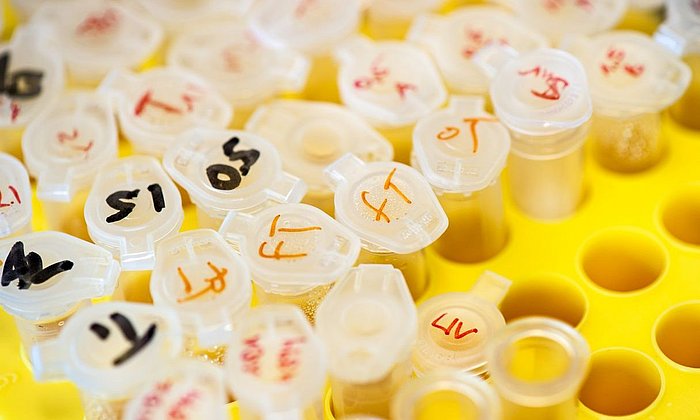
[316,264,416,383]
[245,100,394,194]
[0,25,64,129]
[0,153,31,237]
[0,231,119,321]
[167,21,309,108]
[413,96,511,193]
[164,128,306,220]
[391,371,501,420]
[249,0,360,55]
[407,7,548,95]
[655,0,700,56]
[84,156,184,271]
[484,47,592,136]
[22,92,118,202]
[123,360,228,420]
[566,31,690,115]
[150,229,251,346]
[413,272,511,377]
[99,67,232,157]
[31,302,183,399]
[134,0,252,28]
[219,203,360,294]
[335,36,447,127]
[324,153,448,254]
[225,304,326,415]
[31,0,163,84]
[485,317,590,407]
[496,0,627,42]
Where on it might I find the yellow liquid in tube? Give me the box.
[592,112,663,172]
[253,281,334,325]
[434,181,507,263]
[331,358,412,418]
[357,248,427,301]
[671,54,700,130]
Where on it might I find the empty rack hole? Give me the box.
[660,185,700,247]
[579,228,666,292]
[655,301,700,368]
[499,274,587,328]
[579,348,663,416]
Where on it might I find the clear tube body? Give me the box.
[15,302,86,361]
[591,111,663,172]
[182,335,228,366]
[41,190,91,241]
[302,189,335,217]
[356,248,426,300]
[331,357,412,418]
[670,54,700,130]
[377,124,414,165]
[507,123,589,220]
[252,280,334,325]
[80,392,128,420]
[195,206,224,230]
[486,318,590,420]
[239,400,324,420]
[113,271,153,303]
[433,180,507,263]
[304,54,340,103]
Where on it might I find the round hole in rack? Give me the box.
[579,348,664,417]
[579,227,667,293]
[654,301,700,369]
[499,274,588,328]
[659,184,700,248]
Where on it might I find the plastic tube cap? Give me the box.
[407,6,548,95]
[219,203,360,294]
[413,96,511,193]
[494,0,626,42]
[0,231,120,321]
[0,25,64,130]
[30,0,163,84]
[391,370,501,420]
[150,229,251,347]
[316,264,417,383]
[123,359,229,420]
[84,156,184,271]
[133,0,252,29]
[324,153,448,254]
[335,36,447,128]
[31,302,183,399]
[224,304,326,416]
[0,153,32,237]
[565,31,691,116]
[485,47,592,136]
[413,272,510,376]
[163,128,306,220]
[22,92,118,202]
[167,21,309,108]
[248,0,360,55]
[246,100,393,194]
[485,316,590,408]
[655,0,700,55]
[99,67,232,157]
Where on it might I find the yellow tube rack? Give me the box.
[1,1,699,419]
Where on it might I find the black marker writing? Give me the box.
[0,52,44,99]
[205,136,260,191]
[90,312,157,366]
[1,241,74,290]
[105,183,165,223]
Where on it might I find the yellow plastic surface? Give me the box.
[2,1,700,419]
